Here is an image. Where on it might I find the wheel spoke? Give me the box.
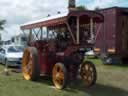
[86,77,91,85]
[28,61,32,68]
[85,64,89,71]
[26,52,30,64]
[89,67,93,72]
[88,76,92,81]
[28,68,32,75]
[55,79,63,85]
[58,72,64,80]
[84,75,88,80]
[54,66,58,75]
[23,67,28,74]
[83,76,90,86]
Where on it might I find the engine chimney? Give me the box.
[68,0,76,11]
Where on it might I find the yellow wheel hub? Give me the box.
[22,48,33,80]
[80,61,96,87]
[52,63,65,89]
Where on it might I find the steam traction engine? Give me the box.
[20,10,103,89]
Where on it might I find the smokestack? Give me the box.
[68,0,76,11]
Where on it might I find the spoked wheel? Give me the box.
[22,47,40,81]
[80,61,97,87]
[52,63,67,89]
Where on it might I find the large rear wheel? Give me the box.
[52,63,67,89]
[22,47,40,81]
[80,61,97,87]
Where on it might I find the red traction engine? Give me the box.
[20,10,103,89]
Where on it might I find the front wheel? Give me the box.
[22,47,40,81]
[52,63,67,89]
[80,61,97,87]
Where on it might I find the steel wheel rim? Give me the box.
[22,48,33,80]
[81,63,95,86]
[53,63,64,89]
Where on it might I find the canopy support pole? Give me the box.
[40,27,43,40]
[76,16,80,44]
[46,27,49,41]
[28,29,32,45]
[65,22,76,44]
[90,18,94,41]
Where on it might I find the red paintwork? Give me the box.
[95,7,128,57]
[33,41,55,75]
[21,10,103,78]
[33,40,80,77]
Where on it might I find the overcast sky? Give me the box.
[0,0,128,40]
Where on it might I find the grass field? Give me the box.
[0,58,128,96]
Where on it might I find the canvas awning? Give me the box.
[20,10,103,30]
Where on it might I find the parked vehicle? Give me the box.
[94,7,128,64]
[20,5,103,89]
[85,48,95,56]
[0,45,24,66]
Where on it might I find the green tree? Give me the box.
[0,19,6,30]
[94,6,100,11]
[0,19,6,42]
[76,5,87,11]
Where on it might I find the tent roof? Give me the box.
[21,10,103,30]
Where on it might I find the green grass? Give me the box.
[0,58,128,96]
